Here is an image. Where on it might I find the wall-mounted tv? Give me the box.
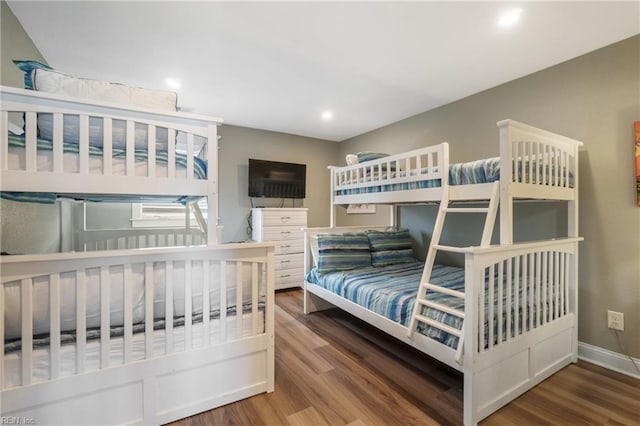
[248,159,306,199]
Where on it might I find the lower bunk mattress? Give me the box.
[306,261,549,350]
[3,306,265,389]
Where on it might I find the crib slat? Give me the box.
[20,279,33,386]
[76,270,86,374]
[236,261,243,338]
[478,265,485,353]
[220,260,227,342]
[497,261,504,344]
[528,253,534,332]
[103,117,113,175]
[168,129,176,179]
[535,252,542,327]
[554,252,560,320]
[53,113,63,173]
[50,273,61,380]
[252,263,259,336]
[542,252,548,324]
[563,253,570,315]
[126,121,135,176]
[148,125,156,177]
[165,261,174,354]
[506,258,513,340]
[79,115,89,174]
[203,260,211,346]
[514,255,520,337]
[185,260,193,350]
[145,262,154,358]
[124,264,133,363]
[25,112,37,172]
[100,267,110,368]
[488,265,494,349]
[187,133,194,179]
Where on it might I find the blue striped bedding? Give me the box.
[306,262,465,348]
[336,157,573,196]
[2,134,207,204]
[306,261,548,349]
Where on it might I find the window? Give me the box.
[131,200,207,228]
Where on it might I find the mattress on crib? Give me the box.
[336,157,573,196]
[306,261,547,349]
[3,261,263,341]
[3,308,265,389]
[2,134,207,204]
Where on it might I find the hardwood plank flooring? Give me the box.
[170,289,640,426]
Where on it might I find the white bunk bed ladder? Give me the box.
[407,181,500,364]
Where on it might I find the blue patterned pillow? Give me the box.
[357,151,396,171]
[316,233,372,274]
[13,60,53,90]
[367,229,415,267]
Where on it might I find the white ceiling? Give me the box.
[8,1,640,142]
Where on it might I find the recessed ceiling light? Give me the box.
[498,8,523,28]
[165,77,181,90]
[321,110,333,121]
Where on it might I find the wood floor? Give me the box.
[170,289,640,426]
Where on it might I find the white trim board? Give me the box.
[578,341,640,379]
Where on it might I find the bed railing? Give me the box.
[0,86,222,197]
[0,243,275,390]
[330,143,449,205]
[75,228,206,251]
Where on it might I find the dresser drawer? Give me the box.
[275,241,304,256]
[261,210,307,227]
[262,226,304,243]
[274,267,304,288]
[275,253,304,271]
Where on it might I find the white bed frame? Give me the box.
[0,86,276,424]
[1,245,275,425]
[306,120,584,425]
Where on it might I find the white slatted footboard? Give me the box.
[0,243,275,425]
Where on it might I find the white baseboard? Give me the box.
[578,341,640,379]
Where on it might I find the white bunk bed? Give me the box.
[304,120,583,425]
[0,86,275,424]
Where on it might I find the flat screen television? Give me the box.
[248,159,306,199]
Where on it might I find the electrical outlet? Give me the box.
[607,310,624,331]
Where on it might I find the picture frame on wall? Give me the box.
[636,121,640,206]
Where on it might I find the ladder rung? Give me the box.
[414,314,462,337]
[444,207,490,213]
[424,283,465,299]
[432,244,470,253]
[418,299,465,318]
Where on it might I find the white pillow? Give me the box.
[345,154,358,165]
[31,68,179,151]
[32,68,177,112]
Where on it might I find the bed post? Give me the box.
[207,124,219,245]
[329,166,336,227]
[463,252,481,426]
[498,120,513,245]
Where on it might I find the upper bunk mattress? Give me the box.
[336,157,573,196]
[2,134,207,204]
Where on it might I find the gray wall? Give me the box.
[0,0,63,254]
[218,124,338,243]
[338,36,640,359]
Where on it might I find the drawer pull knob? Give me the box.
[281,231,291,236]
[280,274,291,278]
[280,216,291,222]
[281,260,291,263]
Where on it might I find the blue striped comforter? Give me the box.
[307,261,553,349]
[2,134,207,204]
[306,262,465,348]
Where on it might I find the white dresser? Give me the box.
[251,208,308,290]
